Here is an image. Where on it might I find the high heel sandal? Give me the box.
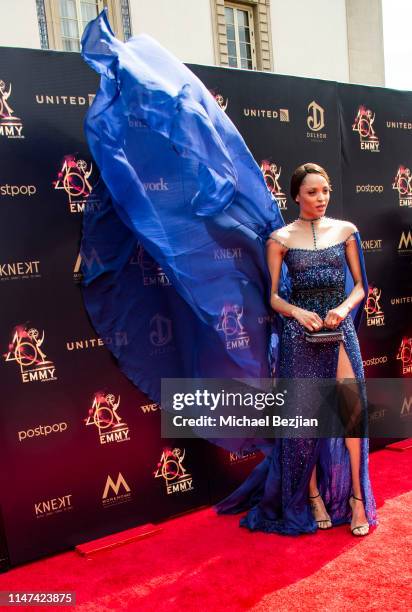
[309,492,333,530]
[349,495,370,536]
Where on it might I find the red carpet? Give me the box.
[1,448,411,611]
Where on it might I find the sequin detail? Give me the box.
[215,241,377,535]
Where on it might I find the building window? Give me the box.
[60,0,103,51]
[225,3,256,69]
[211,0,273,72]
[40,0,131,50]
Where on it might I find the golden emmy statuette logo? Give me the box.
[130,244,171,287]
[3,325,57,383]
[210,90,228,112]
[397,337,412,375]
[102,473,132,507]
[154,448,194,495]
[392,166,412,207]
[365,286,385,327]
[0,79,24,139]
[85,392,130,445]
[352,106,380,151]
[260,160,287,210]
[53,155,98,213]
[307,101,325,132]
[216,304,250,350]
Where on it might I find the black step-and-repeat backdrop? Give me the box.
[0,47,411,570]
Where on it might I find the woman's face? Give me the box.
[295,173,330,217]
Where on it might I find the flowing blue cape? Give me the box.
[80,11,368,451]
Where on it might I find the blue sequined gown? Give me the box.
[80,12,377,536]
[215,239,378,534]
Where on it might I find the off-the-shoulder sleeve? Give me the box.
[267,234,288,250]
[344,223,358,246]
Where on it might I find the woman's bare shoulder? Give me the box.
[331,218,358,235]
[267,223,295,249]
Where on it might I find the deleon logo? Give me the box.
[216,304,251,350]
[365,286,385,327]
[397,337,412,375]
[130,244,171,287]
[85,392,130,445]
[149,314,174,356]
[102,473,131,507]
[260,160,287,210]
[53,155,98,213]
[210,89,228,112]
[154,448,194,495]
[3,325,57,383]
[392,165,412,207]
[307,101,327,140]
[0,79,24,139]
[352,106,380,151]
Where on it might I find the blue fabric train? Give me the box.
[79,10,369,462]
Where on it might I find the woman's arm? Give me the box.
[266,239,323,330]
[324,233,365,329]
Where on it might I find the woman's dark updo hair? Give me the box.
[290,163,331,202]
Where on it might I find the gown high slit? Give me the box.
[80,10,377,537]
[215,238,378,534]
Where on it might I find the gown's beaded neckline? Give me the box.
[268,232,356,253]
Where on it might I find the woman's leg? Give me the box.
[336,342,368,529]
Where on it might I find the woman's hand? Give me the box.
[291,307,324,331]
[323,305,349,329]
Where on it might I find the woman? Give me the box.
[80,12,377,537]
[215,163,377,536]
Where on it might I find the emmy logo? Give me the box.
[131,244,171,287]
[216,304,251,350]
[307,101,325,132]
[392,166,412,208]
[260,160,287,210]
[397,337,412,375]
[53,155,98,213]
[85,393,130,445]
[365,286,385,327]
[154,448,194,494]
[352,106,380,151]
[210,90,228,112]
[3,325,57,383]
[0,79,24,139]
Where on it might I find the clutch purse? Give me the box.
[304,329,343,343]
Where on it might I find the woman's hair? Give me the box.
[290,163,331,201]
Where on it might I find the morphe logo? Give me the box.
[3,325,57,383]
[102,473,132,507]
[352,106,380,151]
[0,78,24,139]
